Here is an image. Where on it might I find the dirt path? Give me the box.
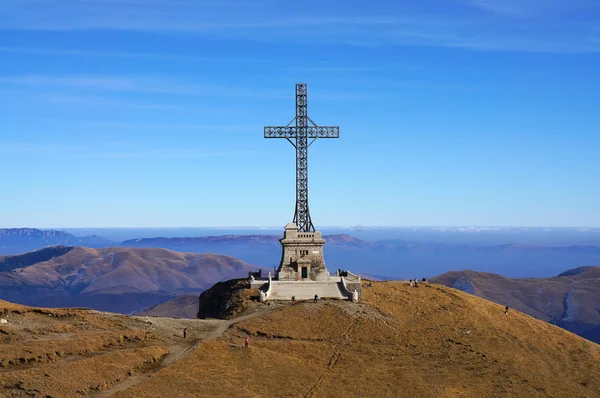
[93,308,280,397]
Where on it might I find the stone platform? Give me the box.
[250,272,362,302]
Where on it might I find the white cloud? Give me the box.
[87,149,253,159]
[279,66,388,73]
[2,140,257,159]
[62,120,260,130]
[0,75,289,98]
[1,75,374,102]
[43,95,198,110]
[2,142,82,154]
[456,0,600,18]
[2,0,599,53]
[0,47,268,63]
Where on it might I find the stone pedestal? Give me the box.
[276,222,330,281]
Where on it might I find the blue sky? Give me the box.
[0,0,599,228]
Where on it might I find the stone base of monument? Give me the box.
[275,222,332,281]
[250,272,362,302]
[248,221,362,302]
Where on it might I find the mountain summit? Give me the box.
[1,281,598,396]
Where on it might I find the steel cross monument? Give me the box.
[264,83,340,233]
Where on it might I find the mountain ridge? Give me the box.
[431,266,600,344]
[0,245,262,313]
[0,228,114,255]
[122,233,600,278]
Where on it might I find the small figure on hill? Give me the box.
[245,336,250,348]
[367,282,373,287]
[314,294,319,303]
[414,279,419,287]
[183,328,187,338]
[505,306,509,315]
[422,277,427,283]
[292,295,296,305]
[409,279,413,287]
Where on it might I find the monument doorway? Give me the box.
[301,267,308,279]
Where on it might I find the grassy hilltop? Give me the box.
[1,282,599,397]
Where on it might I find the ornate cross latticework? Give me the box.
[264,83,340,233]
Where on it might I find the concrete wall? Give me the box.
[346,282,363,301]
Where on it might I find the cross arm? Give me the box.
[264,126,340,138]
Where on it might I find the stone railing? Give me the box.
[340,276,359,302]
[335,270,361,282]
[344,271,361,282]
[259,272,273,303]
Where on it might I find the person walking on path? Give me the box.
[314,294,319,303]
[292,295,296,305]
[505,306,509,315]
[245,336,250,348]
[183,328,187,338]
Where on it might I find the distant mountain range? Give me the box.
[432,266,600,344]
[121,233,600,278]
[0,245,260,314]
[0,228,113,255]
[2,228,600,278]
[1,232,599,345]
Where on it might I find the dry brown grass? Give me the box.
[1,346,167,397]
[0,300,170,397]
[113,282,600,397]
[0,329,154,368]
[2,283,600,397]
[0,297,237,397]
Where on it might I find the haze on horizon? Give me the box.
[33,225,600,230]
[1,0,599,228]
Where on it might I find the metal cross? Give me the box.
[264,83,340,232]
